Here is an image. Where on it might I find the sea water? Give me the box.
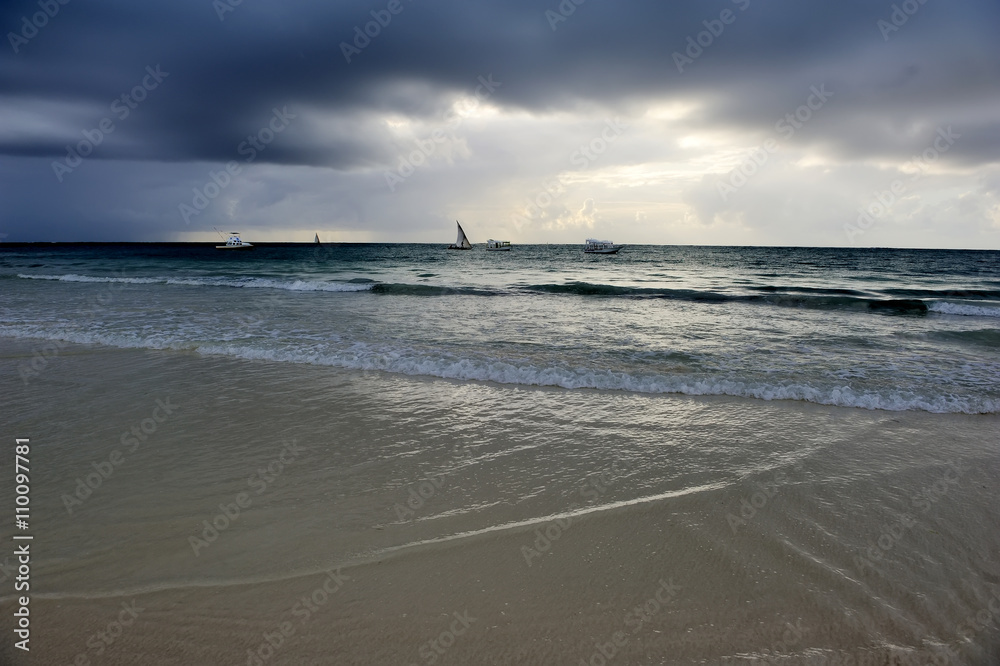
[2,244,1000,663]
[3,243,999,414]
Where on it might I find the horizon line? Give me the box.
[1,241,998,251]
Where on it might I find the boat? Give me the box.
[314,233,321,244]
[216,231,254,250]
[447,221,472,250]
[486,239,511,251]
[583,238,623,254]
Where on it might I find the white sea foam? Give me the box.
[3,326,996,414]
[17,273,374,292]
[928,301,1000,317]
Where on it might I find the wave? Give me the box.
[523,282,930,313]
[928,302,1000,318]
[3,326,997,414]
[16,273,374,292]
[16,273,1000,317]
[371,283,499,296]
[866,299,927,314]
[749,285,869,296]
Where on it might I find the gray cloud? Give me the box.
[1,0,998,244]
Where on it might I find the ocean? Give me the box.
[1,243,999,665]
[4,243,1000,413]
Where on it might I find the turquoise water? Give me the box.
[2,243,999,413]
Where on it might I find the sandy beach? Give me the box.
[2,337,998,665]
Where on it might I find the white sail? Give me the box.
[455,221,471,249]
[314,233,320,244]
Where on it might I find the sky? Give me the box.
[1,0,999,247]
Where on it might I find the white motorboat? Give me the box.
[486,239,511,251]
[216,232,254,250]
[583,238,622,254]
[447,221,472,250]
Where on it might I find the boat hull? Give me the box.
[584,247,621,254]
[215,244,254,250]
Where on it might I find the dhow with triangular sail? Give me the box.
[447,221,472,250]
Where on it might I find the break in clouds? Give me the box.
[0,0,999,246]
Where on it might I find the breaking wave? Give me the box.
[15,275,1000,318]
[928,301,1000,318]
[3,325,997,414]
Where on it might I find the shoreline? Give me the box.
[5,332,998,417]
[2,337,998,664]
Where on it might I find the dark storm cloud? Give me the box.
[3,0,998,169]
[2,0,999,244]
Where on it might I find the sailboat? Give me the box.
[314,233,321,244]
[447,221,472,250]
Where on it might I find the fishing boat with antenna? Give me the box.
[447,221,472,250]
[215,229,254,250]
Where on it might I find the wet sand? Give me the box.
[1,338,999,665]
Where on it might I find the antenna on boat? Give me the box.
[212,227,227,241]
